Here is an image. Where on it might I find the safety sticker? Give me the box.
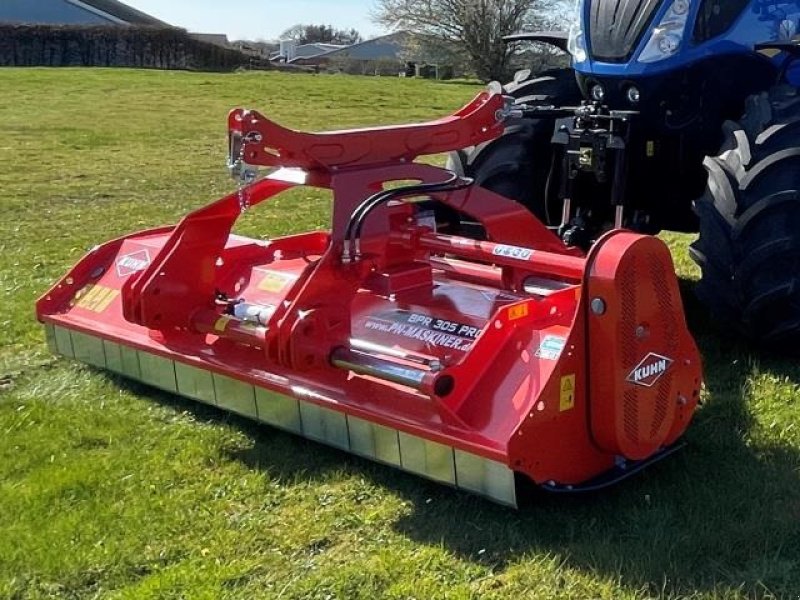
[508,303,529,321]
[258,270,297,293]
[560,374,576,412]
[535,335,566,360]
[492,244,533,261]
[73,284,119,313]
[363,310,481,351]
[116,249,151,277]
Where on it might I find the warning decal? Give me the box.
[560,374,576,412]
[258,270,297,293]
[508,303,529,321]
[72,284,119,313]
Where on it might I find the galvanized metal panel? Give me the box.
[213,374,257,418]
[299,402,350,451]
[398,432,455,484]
[53,326,74,358]
[137,352,177,392]
[103,340,123,373]
[44,323,57,354]
[348,417,401,466]
[45,327,519,506]
[70,331,106,368]
[175,362,216,405]
[454,449,517,507]
[119,345,141,380]
[255,387,302,434]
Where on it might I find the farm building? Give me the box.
[188,33,231,49]
[271,42,348,62]
[282,32,408,68]
[0,0,231,49]
[275,31,454,78]
[0,0,167,27]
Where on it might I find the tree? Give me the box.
[373,0,570,81]
[279,24,363,46]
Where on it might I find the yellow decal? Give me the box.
[508,303,529,321]
[258,271,295,293]
[73,284,119,313]
[646,141,655,157]
[560,374,576,412]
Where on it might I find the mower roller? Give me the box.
[37,87,701,506]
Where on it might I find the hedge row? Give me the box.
[0,24,265,71]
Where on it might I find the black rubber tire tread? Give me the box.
[446,68,581,224]
[691,84,800,343]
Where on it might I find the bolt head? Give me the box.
[591,298,606,315]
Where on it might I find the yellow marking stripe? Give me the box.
[214,316,232,332]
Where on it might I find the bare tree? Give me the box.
[373,0,568,81]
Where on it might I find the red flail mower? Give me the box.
[37,87,702,506]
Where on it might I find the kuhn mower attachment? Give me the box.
[37,87,701,506]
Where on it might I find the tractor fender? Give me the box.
[503,31,569,53]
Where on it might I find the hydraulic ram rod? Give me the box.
[417,233,584,280]
[331,347,454,398]
[192,310,267,347]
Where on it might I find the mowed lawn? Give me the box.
[1,68,799,600]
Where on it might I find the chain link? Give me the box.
[229,133,261,214]
[235,141,250,213]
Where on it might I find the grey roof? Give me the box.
[293,43,348,58]
[318,31,409,61]
[0,0,170,27]
[76,0,168,26]
[189,33,230,47]
[272,32,411,64]
[0,0,112,25]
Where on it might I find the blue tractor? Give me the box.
[449,0,800,343]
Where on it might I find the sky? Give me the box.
[123,0,386,42]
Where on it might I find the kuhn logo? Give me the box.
[116,250,150,277]
[626,353,674,388]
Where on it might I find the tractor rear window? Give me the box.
[694,0,750,42]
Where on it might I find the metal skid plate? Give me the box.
[49,325,517,507]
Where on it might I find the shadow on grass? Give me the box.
[384,280,800,596]
[111,278,800,597]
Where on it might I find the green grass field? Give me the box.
[1,68,799,600]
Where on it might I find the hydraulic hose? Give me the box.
[343,173,473,260]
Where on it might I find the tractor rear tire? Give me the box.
[691,84,800,344]
[447,68,581,225]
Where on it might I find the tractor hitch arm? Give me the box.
[228,87,508,172]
